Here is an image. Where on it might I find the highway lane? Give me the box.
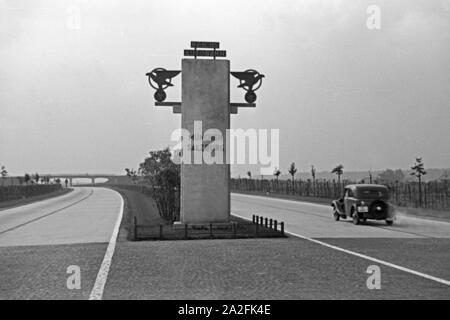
[0,187,123,299]
[0,187,122,247]
[231,193,450,238]
[231,192,450,288]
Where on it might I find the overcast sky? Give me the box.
[1,0,449,176]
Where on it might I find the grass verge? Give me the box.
[0,188,73,211]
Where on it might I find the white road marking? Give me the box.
[232,212,450,287]
[89,192,124,300]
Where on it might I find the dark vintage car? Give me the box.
[331,184,395,225]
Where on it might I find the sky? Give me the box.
[1,0,449,176]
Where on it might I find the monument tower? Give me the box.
[146,41,264,225]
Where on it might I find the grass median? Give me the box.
[108,186,286,241]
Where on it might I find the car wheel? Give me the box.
[333,211,340,221]
[352,209,360,225]
[386,220,394,226]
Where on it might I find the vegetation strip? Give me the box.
[0,188,72,211]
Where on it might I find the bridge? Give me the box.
[38,173,122,186]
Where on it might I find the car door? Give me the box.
[344,188,355,216]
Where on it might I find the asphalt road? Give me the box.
[231,193,450,239]
[0,188,449,299]
[103,193,449,299]
[230,193,450,292]
[0,187,122,299]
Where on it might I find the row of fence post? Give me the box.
[252,214,284,236]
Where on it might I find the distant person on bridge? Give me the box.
[65,178,68,188]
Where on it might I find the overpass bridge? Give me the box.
[38,173,122,186]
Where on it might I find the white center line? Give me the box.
[232,212,450,287]
[89,192,124,300]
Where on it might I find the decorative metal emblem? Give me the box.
[146,68,181,102]
[230,69,265,103]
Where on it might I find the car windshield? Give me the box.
[356,188,388,199]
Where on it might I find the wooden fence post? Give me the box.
[133,216,137,241]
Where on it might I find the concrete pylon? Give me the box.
[149,42,263,226]
[180,59,230,224]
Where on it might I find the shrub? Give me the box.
[0,184,62,202]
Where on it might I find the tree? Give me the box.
[331,164,344,184]
[125,168,138,183]
[311,165,316,195]
[288,163,297,194]
[24,173,31,185]
[273,168,281,181]
[288,163,297,182]
[139,148,180,222]
[1,165,7,186]
[152,166,180,222]
[410,157,426,206]
[34,172,40,184]
[247,171,252,179]
[139,148,179,185]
